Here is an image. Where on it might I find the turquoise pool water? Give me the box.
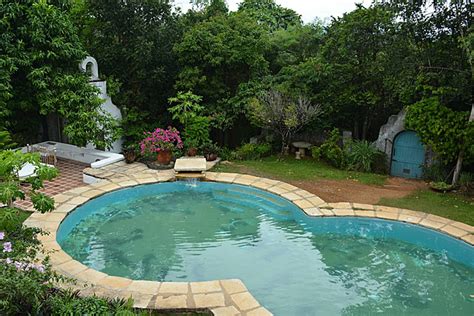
[57,182,474,315]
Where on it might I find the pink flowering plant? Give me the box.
[139,127,183,155]
[0,226,65,314]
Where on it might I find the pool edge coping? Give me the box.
[24,172,474,315]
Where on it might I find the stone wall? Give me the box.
[374,110,407,158]
[80,57,123,153]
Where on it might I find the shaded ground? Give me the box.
[289,177,427,204]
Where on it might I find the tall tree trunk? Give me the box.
[450,1,473,186]
[362,115,369,140]
[452,104,474,185]
[353,121,360,140]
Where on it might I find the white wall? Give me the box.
[80,56,124,154]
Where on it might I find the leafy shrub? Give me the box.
[371,151,389,174]
[0,225,145,315]
[0,131,16,150]
[422,162,450,182]
[184,116,211,149]
[121,107,159,147]
[47,291,116,315]
[235,143,272,160]
[0,226,55,315]
[429,181,454,192]
[218,147,236,161]
[168,91,211,150]
[201,143,219,155]
[168,91,204,126]
[459,172,474,194]
[345,140,384,173]
[0,151,58,231]
[312,128,344,168]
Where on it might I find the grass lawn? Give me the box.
[214,156,387,185]
[213,156,474,226]
[380,190,474,226]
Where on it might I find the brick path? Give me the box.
[15,159,88,210]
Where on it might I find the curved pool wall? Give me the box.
[55,182,474,315]
[57,182,474,269]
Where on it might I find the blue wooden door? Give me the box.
[391,131,425,179]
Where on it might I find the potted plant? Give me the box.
[123,144,138,164]
[186,140,199,157]
[429,181,455,193]
[202,142,219,161]
[139,127,183,165]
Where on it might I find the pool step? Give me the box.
[175,172,205,180]
[213,192,292,219]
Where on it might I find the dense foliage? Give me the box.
[1,0,472,169]
[174,9,269,131]
[234,143,272,160]
[345,140,385,173]
[75,0,182,125]
[312,129,344,168]
[0,151,57,230]
[0,224,154,315]
[406,97,473,163]
[312,129,385,173]
[248,90,321,152]
[0,0,119,148]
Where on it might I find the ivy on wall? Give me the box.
[405,97,473,163]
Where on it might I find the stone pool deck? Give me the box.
[23,161,474,316]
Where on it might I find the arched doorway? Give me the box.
[390,131,425,179]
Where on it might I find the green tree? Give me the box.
[238,0,301,31]
[321,4,397,140]
[76,0,183,121]
[267,23,325,74]
[248,90,322,153]
[174,11,269,131]
[0,0,118,148]
[168,91,210,149]
[168,91,204,127]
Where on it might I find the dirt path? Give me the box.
[223,163,427,204]
[288,177,427,204]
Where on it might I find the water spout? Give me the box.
[182,177,199,188]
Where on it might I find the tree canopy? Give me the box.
[0,0,471,168]
[0,0,118,148]
[174,10,269,130]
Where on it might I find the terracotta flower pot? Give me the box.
[187,147,198,157]
[206,153,218,162]
[157,149,172,165]
[123,150,137,164]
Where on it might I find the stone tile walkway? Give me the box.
[23,162,474,315]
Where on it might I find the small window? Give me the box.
[403,168,411,174]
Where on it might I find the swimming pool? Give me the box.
[57,182,474,315]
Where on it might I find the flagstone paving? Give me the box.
[22,161,474,315]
